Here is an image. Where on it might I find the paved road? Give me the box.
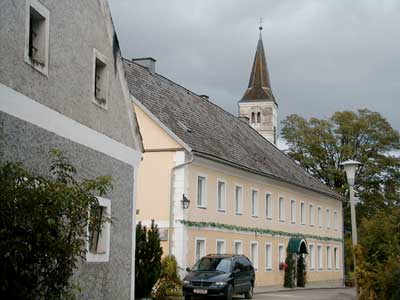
[239,288,356,300]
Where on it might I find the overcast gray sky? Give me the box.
[109,0,400,139]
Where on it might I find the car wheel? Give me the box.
[244,285,253,299]
[225,284,233,300]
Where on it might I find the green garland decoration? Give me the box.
[178,220,343,243]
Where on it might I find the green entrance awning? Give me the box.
[287,237,308,254]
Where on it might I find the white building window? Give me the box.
[300,202,306,225]
[216,239,226,255]
[309,244,315,270]
[317,245,323,270]
[24,0,50,76]
[279,197,285,221]
[309,204,315,226]
[278,244,285,263]
[290,200,296,223]
[251,189,259,217]
[265,243,272,271]
[235,185,243,214]
[195,238,206,262]
[333,210,338,230]
[265,193,272,219]
[217,180,226,212]
[86,197,111,262]
[250,242,259,270]
[197,176,207,208]
[326,208,331,228]
[92,49,109,109]
[334,247,340,270]
[234,240,243,255]
[317,206,323,227]
[327,246,332,270]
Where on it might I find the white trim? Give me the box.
[196,174,208,208]
[0,83,142,167]
[264,242,273,271]
[326,244,332,270]
[309,203,315,226]
[278,196,285,222]
[234,240,243,255]
[86,197,111,262]
[309,243,315,271]
[300,201,306,225]
[317,244,323,271]
[265,192,272,220]
[216,178,227,213]
[251,188,259,218]
[131,96,192,152]
[250,241,259,271]
[333,210,338,230]
[234,184,244,215]
[290,199,296,224]
[317,206,323,228]
[215,239,226,254]
[24,0,50,76]
[194,237,206,262]
[92,48,109,109]
[326,208,331,229]
[131,167,138,299]
[278,243,285,271]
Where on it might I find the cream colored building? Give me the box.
[123,32,344,287]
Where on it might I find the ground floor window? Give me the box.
[278,244,285,268]
[309,244,315,270]
[234,240,243,255]
[250,242,259,271]
[195,238,206,262]
[334,247,340,269]
[265,243,272,271]
[317,245,323,270]
[216,239,226,254]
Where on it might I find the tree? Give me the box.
[135,220,163,299]
[281,109,400,222]
[0,150,112,299]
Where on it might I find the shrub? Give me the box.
[0,150,111,299]
[152,255,182,300]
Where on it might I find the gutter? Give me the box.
[168,152,194,256]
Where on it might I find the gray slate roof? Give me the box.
[123,59,340,199]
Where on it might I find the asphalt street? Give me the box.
[241,288,356,300]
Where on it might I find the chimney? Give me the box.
[132,57,156,74]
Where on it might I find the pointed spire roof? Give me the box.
[240,28,276,105]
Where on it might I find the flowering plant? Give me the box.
[279,262,288,271]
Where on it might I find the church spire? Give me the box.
[240,26,276,105]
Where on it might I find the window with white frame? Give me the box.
[250,242,259,270]
[309,244,315,270]
[333,210,338,230]
[216,239,226,254]
[327,246,332,270]
[300,202,306,225]
[309,204,315,226]
[317,245,323,270]
[197,176,207,208]
[279,197,285,221]
[217,180,226,212]
[195,238,206,262]
[334,247,339,269]
[87,197,111,262]
[317,206,322,227]
[24,0,50,75]
[265,193,272,219]
[251,189,259,217]
[92,49,109,108]
[265,243,272,271]
[290,200,296,223]
[235,185,243,214]
[234,240,243,255]
[326,208,331,228]
[278,244,285,265]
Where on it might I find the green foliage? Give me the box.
[296,254,307,287]
[135,220,163,299]
[355,209,400,300]
[0,150,112,300]
[152,255,182,300]
[284,254,296,288]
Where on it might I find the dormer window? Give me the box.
[24,0,50,76]
[257,112,261,124]
[251,112,256,124]
[92,49,109,109]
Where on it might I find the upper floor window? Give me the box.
[197,176,207,208]
[256,112,261,124]
[317,206,323,227]
[279,197,285,221]
[217,180,226,212]
[251,189,259,217]
[92,49,109,109]
[326,208,331,228]
[87,197,111,262]
[265,193,272,219]
[333,210,338,230]
[24,0,50,76]
[235,185,243,214]
[300,202,306,225]
[309,204,315,226]
[290,200,296,223]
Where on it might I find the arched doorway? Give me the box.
[285,237,308,288]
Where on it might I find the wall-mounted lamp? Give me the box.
[181,194,190,209]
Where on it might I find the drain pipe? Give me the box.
[168,153,194,256]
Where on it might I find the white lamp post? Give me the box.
[340,160,361,246]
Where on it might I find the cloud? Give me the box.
[109,0,400,135]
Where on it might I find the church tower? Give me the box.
[239,26,278,145]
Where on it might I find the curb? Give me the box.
[254,286,351,295]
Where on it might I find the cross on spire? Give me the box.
[259,17,264,31]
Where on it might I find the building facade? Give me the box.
[124,45,344,287]
[0,1,142,299]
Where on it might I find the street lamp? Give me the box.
[340,160,361,245]
[181,194,190,209]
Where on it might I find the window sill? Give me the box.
[235,212,243,215]
[197,206,207,209]
[291,221,296,224]
[251,215,259,218]
[25,59,49,77]
[279,219,285,223]
[265,268,273,272]
[92,98,108,110]
[266,217,272,220]
[217,209,226,213]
